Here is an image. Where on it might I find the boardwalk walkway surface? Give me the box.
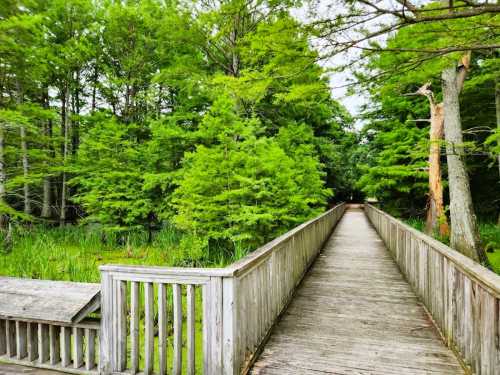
[0,363,63,375]
[251,207,465,374]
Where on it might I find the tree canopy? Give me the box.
[0,0,354,255]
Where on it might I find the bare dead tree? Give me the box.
[406,82,449,236]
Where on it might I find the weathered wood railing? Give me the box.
[365,204,500,375]
[100,203,346,375]
[0,318,99,374]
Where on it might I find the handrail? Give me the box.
[100,202,346,279]
[366,204,500,297]
[99,202,347,375]
[365,204,499,375]
[224,202,346,277]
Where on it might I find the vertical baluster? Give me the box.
[15,321,27,359]
[144,282,154,375]
[187,284,196,375]
[158,283,168,375]
[203,282,211,375]
[61,327,71,367]
[6,320,16,357]
[37,324,49,363]
[203,278,222,374]
[173,283,182,375]
[0,320,6,355]
[85,328,96,370]
[130,281,140,374]
[49,325,60,365]
[117,280,127,371]
[73,327,84,368]
[27,322,38,361]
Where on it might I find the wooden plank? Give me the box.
[0,277,100,324]
[478,286,496,375]
[6,320,16,357]
[251,207,464,375]
[173,283,182,375]
[61,326,71,367]
[27,322,37,361]
[158,283,168,375]
[130,281,140,374]
[0,320,5,355]
[98,270,113,374]
[187,284,196,375]
[226,203,346,278]
[365,205,500,298]
[144,282,154,375]
[364,205,500,375]
[210,277,223,374]
[202,281,212,375]
[49,325,60,365]
[0,362,81,375]
[85,328,96,371]
[15,321,27,360]
[73,327,84,369]
[116,280,127,371]
[37,323,49,364]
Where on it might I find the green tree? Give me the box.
[71,115,154,237]
[172,96,330,251]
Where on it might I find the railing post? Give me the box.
[99,268,113,375]
[203,276,224,374]
[222,276,237,375]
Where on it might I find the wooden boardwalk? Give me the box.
[251,207,465,374]
[0,363,63,375]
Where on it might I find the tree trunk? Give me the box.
[41,90,52,219]
[16,79,30,216]
[72,71,80,155]
[229,14,240,77]
[426,102,449,236]
[442,66,486,263]
[0,124,6,229]
[20,125,30,215]
[495,78,500,226]
[60,85,70,226]
[91,64,98,113]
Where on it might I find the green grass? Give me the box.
[405,218,500,274]
[0,224,240,282]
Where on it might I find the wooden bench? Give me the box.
[0,277,100,374]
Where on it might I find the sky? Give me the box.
[292,2,369,120]
[292,0,393,120]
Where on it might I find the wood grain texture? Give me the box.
[0,278,100,324]
[158,283,167,375]
[232,204,346,374]
[173,284,182,375]
[251,208,464,374]
[143,282,154,375]
[0,362,72,374]
[129,281,140,375]
[366,204,500,375]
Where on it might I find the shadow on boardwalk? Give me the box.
[251,207,464,375]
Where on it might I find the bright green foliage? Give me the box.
[358,119,428,215]
[173,96,329,249]
[276,123,332,205]
[71,115,153,233]
[0,0,352,258]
